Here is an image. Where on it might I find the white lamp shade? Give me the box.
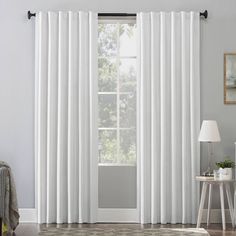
[198,120,221,142]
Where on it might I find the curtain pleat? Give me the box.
[189,12,200,224]
[47,12,58,223]
[138,12,200,224]
[35,11,98,224]
[67,12,79,223]
[139,13,151,224]
[150,12,161,224]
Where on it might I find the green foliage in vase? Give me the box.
[216,158,235,169]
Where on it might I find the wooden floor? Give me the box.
[12,223,236,236]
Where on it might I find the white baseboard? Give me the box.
[19,208,37,223]
[97,208,139,223]
[18,208,232,224]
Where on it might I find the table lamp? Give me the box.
[198,120,221,176]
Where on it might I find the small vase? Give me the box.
[219,168,232,180]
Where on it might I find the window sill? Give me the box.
[98,163,136,167]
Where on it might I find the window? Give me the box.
[98,20,137,165]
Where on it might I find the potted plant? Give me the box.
[216,158,235,180]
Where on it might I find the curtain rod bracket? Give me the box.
[28,11,36,20]
[27,10,208,19]
[200,10,208,19]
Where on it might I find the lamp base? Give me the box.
[202,142,215,177]
[202,167,214,177]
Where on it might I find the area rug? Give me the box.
[38,227,209,235]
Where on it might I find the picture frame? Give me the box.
[224,53,236,104]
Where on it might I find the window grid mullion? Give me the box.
[98,56,136,60]
[116,22,120,164]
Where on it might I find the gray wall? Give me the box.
[1,0,236,208]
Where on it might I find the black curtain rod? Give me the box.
[27,10,208,20]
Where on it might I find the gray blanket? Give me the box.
[0,161,19,232]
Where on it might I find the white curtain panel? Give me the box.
[137,12,200,224]
[35,11,98,224]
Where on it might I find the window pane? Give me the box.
[98,24,118,57]
[119,129,136,164]
[99,94,117,127]
[120,93,136,128]
[99,130,117,163]
[98,22,137,166]
[120,24,136,57]
[120,59,136,92]
[98,57,117,92]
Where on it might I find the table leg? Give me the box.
[197,182,208,228]
[219,183,226,230]
[0,218,2,236]
[207,183,212,227]
[225,183,234,228]
[234,182,236,226]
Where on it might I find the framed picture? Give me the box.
[224,53,236,104]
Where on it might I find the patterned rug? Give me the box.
[38,227,209,235]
